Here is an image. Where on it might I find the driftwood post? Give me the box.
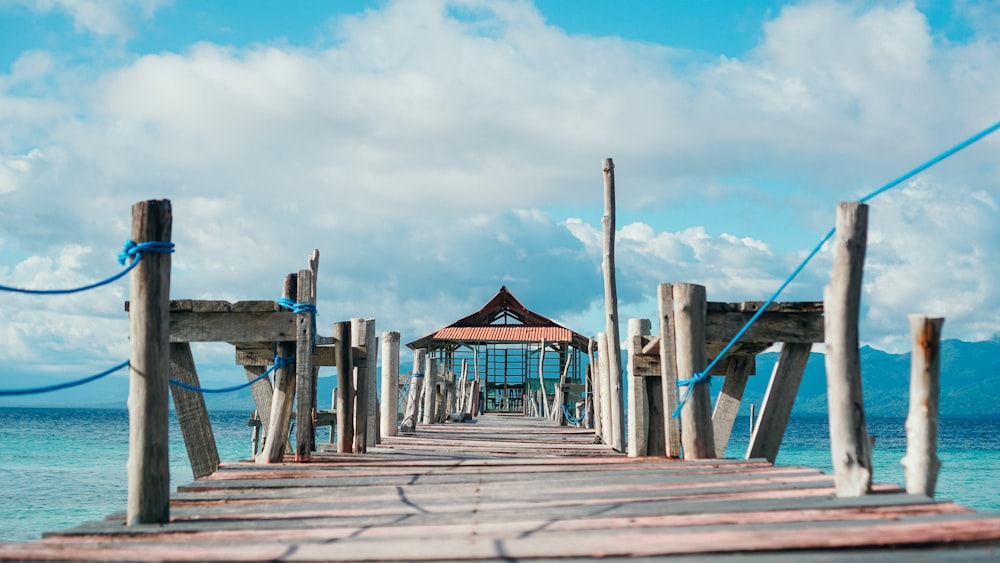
[588,338,600,434]
[626,318,652,457]
[674,283,715,459]
[258,274,298,463]
[657,283,682,458]
[902,315,944,497]
[334,321,354,453]
[294,267,316,462]
[243,364,273,441]
[602,158,625,452]
[168,343,219,479]
[537,340,550,419]
[421,357,437,425]
[596,332,613,446]
[380,331,401,439]
[399,349,426,434]
[824,201,873,496]
[350,318,373,453]
[127,199,172,525]
[361,320,378,448]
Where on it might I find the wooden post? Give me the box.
[588,339,601,436]
[126,199,172,526]
[380,331,401,439]
[746,344,810,462]
[627,318,652,457]
[362,320,378,448]
[294,267,316,462]
[421,357,437,425]
[902,315,944,497]
[258,274,298,464]
[168,342,219,479]
[596,332,612,446]
[712,355,753,458]
[601,158,625,453]
[537,340,550,419]
[334,321,354,453]
[824,201,873,497]
[674,283,715,459]
[657,283,682,458]
[350,318,368,453]
[400,349,425,433]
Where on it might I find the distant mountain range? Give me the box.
[4,338,998,418]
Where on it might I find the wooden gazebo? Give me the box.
[407,286,590,414]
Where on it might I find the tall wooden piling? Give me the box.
[258,274,298,463]
[674,283,715,459]
[126,199,172,526]
[902,315,944,497]
[596,332,613,447]
[587,338,601,435]
[824,201,873,496]
[334,321,354,453]
[380,331,401,439]
[601,158,625,452]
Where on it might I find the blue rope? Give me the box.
[0,240,174,295]
[0,360,128,396]
[560,403,587,425]
[672,119,1000,418]
[276,297,317,314]
[410,372,425,378]
[169,356,293,394]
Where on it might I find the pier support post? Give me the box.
[657,283,682,458]
[902,315,944,497]
[380,331,401,439]
[712,354,753,459]
[626,318,652,457]
[334,321,354,453]
[674,283,715,459]
[127,199,172,526]
[258,274,298,463]
[400,349,425,434]
[587,338,601,434]
[596,332,613,447]
[421,356,437,425]
[824,201,873,497]
[294,264,317,462]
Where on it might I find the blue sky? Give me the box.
[1,0,999,398]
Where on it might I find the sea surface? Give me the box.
[0,407,997,543]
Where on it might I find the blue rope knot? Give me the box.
[276,297,317,315]
[118,239,175,266]
[560,403,587,425]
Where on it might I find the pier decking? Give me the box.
[2,414,998,561]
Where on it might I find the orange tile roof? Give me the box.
[434,326,574,343]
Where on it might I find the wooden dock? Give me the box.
[2,414,998,561]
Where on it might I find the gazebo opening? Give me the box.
[407,286,590,415]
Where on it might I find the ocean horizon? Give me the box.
[1,406,997,544]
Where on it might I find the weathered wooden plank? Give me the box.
[169,311,296,342]
[711,354,753,457]
[705,311,824,345]
[746,343,811,463]
[168,342,220,479]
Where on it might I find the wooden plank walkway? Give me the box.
[2,414,998,561]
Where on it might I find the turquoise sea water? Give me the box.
[0,408,997,543]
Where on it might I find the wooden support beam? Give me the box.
[601,157,625,453]
[421,357,437,425]
[745,344,810,462]
[168,342,220,479]
[126,199,172,526]
[711,354,754,458]
[244,365,272,439]
[169,311,296,343]
[399,349,425,434]
[257,274,298,464]
[825,201,873,497]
